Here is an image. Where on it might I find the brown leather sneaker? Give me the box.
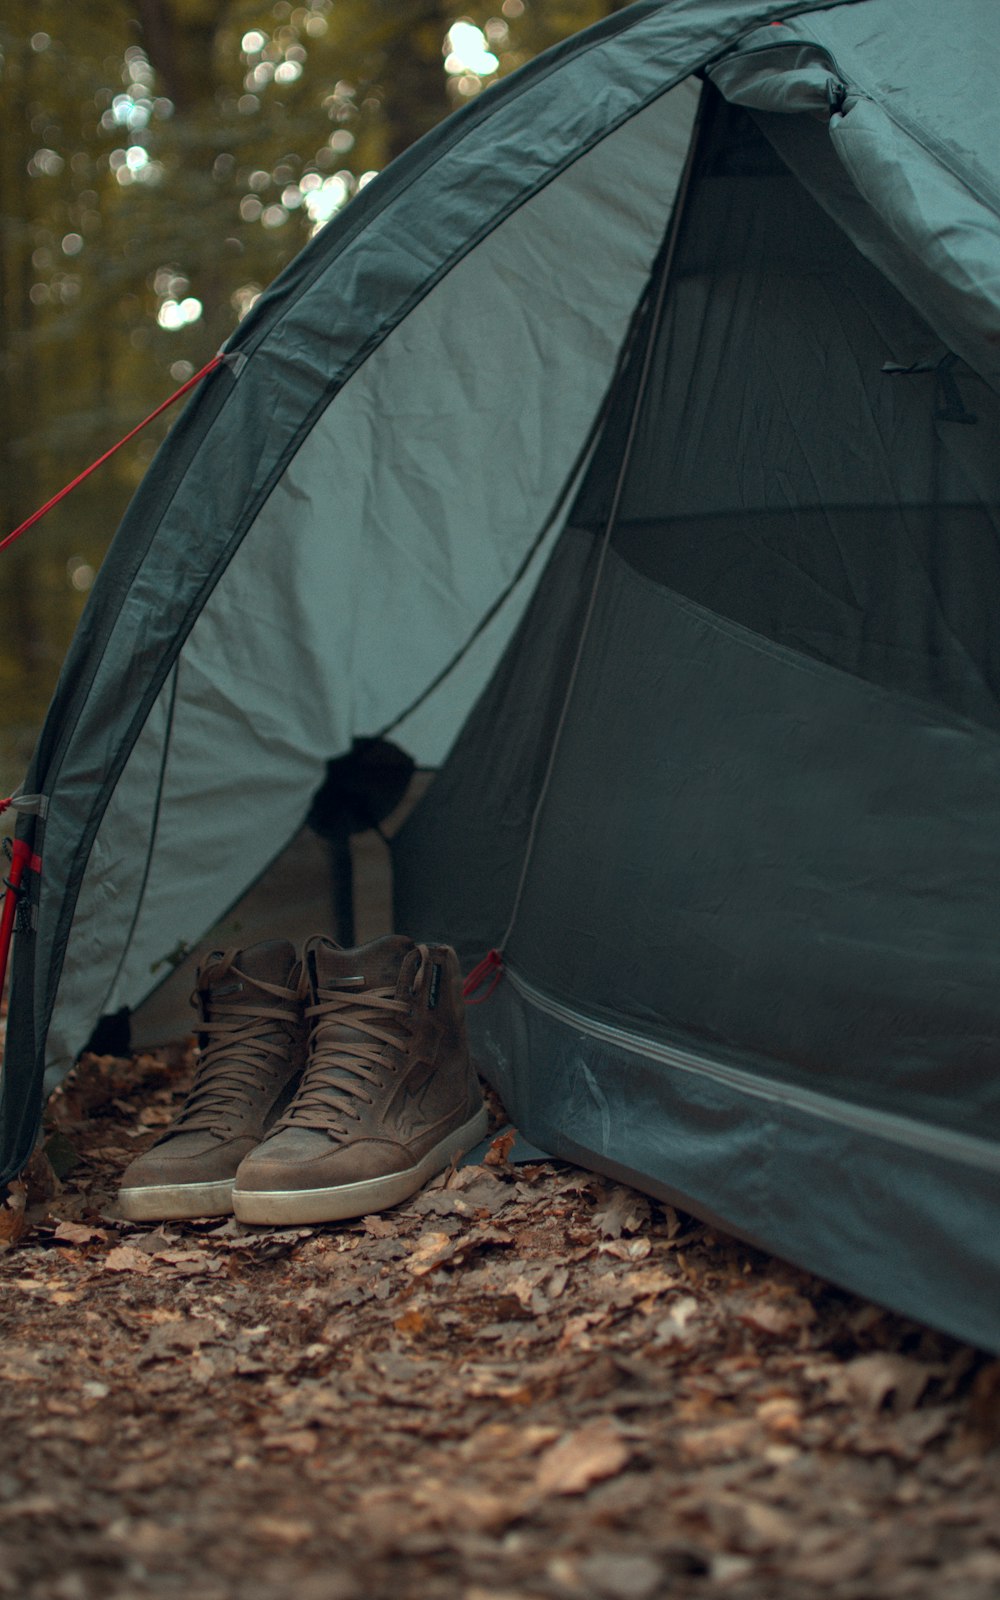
[231,935,488,1225]
[117,940,307,1221]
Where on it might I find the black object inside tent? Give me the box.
[3,0,1000,1351]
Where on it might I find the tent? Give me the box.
[3,0,1000,1352]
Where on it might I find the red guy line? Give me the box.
[0,353,224,554]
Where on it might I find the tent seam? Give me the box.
[614,539,1000,744]
[505,963,1000,1175]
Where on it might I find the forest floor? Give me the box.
[2,1041,1000,1600]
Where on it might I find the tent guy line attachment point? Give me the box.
[0,793,47,820]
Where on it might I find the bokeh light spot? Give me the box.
[67,558,95,593]
[444,21,499,77]
[157,296,202,330]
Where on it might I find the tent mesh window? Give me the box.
[574,95,1000,730]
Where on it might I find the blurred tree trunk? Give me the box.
[371,0,452,162]
[0,17,49,711]
[0,19,39,534]
[135,0,219,110]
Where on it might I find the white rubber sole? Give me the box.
[117,1177,235,1222]
[231,1106,490,1226]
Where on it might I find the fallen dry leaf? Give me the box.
[677,1418,761,1463]
[783,1535,874,1586]
[483,1129,516,1168]
[838,1352,939,1413]
[756,1394,802,1436]
[410,1167,512,1219]
[53,1220,107,1246]
[362,1215,397,1238]
[536,1419,630,1496]
[251,1515,316,1544]
[261,1430,319,1455]
[423,1486,522,1534]
[22,1146,61,1204]
[0,1179,27,1250]
[0,1494,63,1522]
[652,1294,700,1344]
[600,1236,652,1261]
[405,1230,462,1276]
[103,1244,153,1275]
[151,1249,222,1274]
[0,1346,49,1383]
[576,1551,663,1600]
[593,1187,651,1239]
[737,1296,814,1339]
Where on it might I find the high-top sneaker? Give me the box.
[231,935,488,1225]
[117,940,308,1221]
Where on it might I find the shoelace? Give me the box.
[274,950,428,1136]
[161,954,303,1139]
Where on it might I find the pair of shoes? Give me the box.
[117,934,488,1225]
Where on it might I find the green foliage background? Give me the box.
[0,0,624,790]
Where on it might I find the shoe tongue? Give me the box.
[203,939,297,1005]
[305,937,416,1079]
[311,935,416,994]
[236,939,297,987]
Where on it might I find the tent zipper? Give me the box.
[503,963,1000,1175]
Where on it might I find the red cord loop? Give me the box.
[462,948,505,1006]
[0,839,38,998]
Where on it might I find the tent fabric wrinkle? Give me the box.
[709,29,849,117]
[795,0,1000,217]
[3,0,1000,1353]
[713,19,1000,391]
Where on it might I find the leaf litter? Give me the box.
[0,1046,998,1600]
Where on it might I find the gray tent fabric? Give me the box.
[711,9,1000,392]
[4,0,1000,1351]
